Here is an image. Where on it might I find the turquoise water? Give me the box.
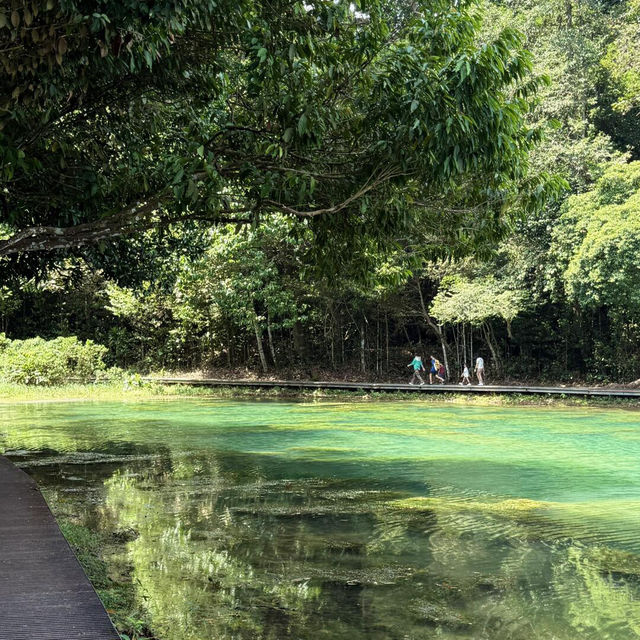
[1,399,640,639]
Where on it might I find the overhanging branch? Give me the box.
[0,166,407,256]
[0,196,167,257]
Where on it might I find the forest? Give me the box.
[1,0,639,384]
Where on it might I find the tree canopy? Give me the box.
[1,0,555,265]
[553,161,640,312]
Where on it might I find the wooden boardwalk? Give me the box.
[0,456,118,640]
[150,378,640,398]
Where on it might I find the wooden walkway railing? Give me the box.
[0,456,118,640]
[147,378,640,398]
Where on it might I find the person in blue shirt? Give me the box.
[407,355,425,385]
[429,355,445,384]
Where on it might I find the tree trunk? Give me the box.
[330,321,336,370]
[416,279,450,376]
[360,323,366,374]
[292,320,307,364]
[266,312,277,367]
[488,322,502,374]
[506,319,513,340]
[253,316,268,373]
[402,323,413,347]
[482,322,500,374]
[375,314,380,375]
[439,324,450,378]
[462,324,466,367]
[385,313,390,374]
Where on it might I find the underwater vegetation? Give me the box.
[2,399,640,639]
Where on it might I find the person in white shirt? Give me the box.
[460,364,471,385]
[474,356,485,385]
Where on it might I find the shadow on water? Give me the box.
[2,400,640,639]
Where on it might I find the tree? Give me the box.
[547,161,640,379]
[0,285,19,332]
[1,0,555,263]
[175,220,304,372]
[553,161,640,312]
[602,0,640,117]
[430,276,526,372]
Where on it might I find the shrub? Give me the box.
[0,334,108,385]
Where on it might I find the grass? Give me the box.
[1,380,640,408]
[0,381,211,403]
[59,519,155,640]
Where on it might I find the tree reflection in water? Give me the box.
[96,451,640,640]
[2,400,640,639]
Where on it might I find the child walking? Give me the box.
[460,364,471,385]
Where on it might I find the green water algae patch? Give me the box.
[389,496,640,559]
[581,546,640,577]
[390,497,551,516]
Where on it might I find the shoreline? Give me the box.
[1,381,639,409]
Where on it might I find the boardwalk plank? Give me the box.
[0,456,119,640]
[148,378,640,398]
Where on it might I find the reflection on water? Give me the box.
[2,400,640,639]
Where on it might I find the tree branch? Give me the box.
[0,164,409,256]
[0,191,257,257]
[263,166,409,218]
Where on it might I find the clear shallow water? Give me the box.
[1,399,640,639]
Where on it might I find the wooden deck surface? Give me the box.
[149,378,640,398]
[0,456,118,640]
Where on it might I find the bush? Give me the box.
[0,334,108,385]
[94,366,127,383]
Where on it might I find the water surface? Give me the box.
[1,400,640,639]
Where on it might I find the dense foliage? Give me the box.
[0,333,107,384]
[2,0,639,383]
[1,0,553,264]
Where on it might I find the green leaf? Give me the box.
[297,114,308,135]
[172,167,184,184]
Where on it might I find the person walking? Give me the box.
[430,355,445,384]
[474,355,485,385]
[460,364,471,385]
[407,355,426,385]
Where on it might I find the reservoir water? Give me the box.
[1,399,639,639]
